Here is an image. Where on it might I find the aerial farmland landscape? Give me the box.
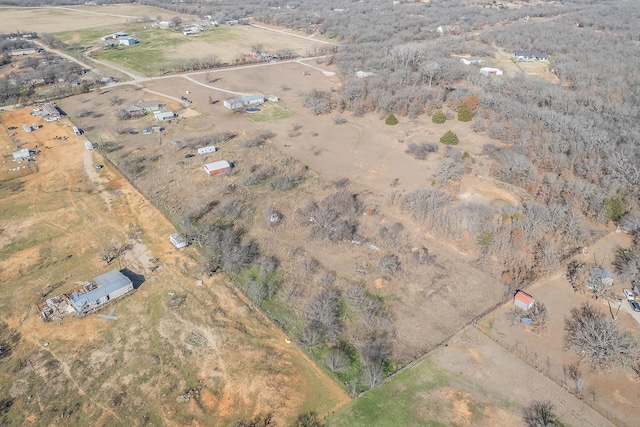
[0,1,639,426]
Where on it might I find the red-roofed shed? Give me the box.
[514,290,535,311]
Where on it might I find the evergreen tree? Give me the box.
[458,102,473,122]
[385,112,398,125]
[440,130,459,145]
[432,109,446,124]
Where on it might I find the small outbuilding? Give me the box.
[170,233,188,249]
[22,124,32,133]
[204,160,231,176]
[514,49,548,62]
[84,141,94,150]
[480,67,503,76]
[514,290,535,311]
[71,270,134,315]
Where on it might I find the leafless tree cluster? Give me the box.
[404,142,438,161]
[564,303,637,370]
[296,191,361,243]
[98,242,131,267]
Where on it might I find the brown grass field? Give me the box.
[0,107,349,426]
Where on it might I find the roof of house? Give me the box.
[514,49,546,58]
[514,290,534,305]
[154,111,175,119]
[226,94,264,104]
[204,160,231,171]
[42,104,58,115]
[72,270,133,306]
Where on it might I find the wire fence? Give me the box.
[475,324,627,427]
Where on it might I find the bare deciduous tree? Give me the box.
[522,400,560,427]
[564,303,637,370]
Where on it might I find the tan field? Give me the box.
[0,107,349,425]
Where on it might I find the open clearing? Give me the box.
[0,107,349,425]
[0,4,194,34]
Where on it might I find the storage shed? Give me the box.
[204,160,231,176]
[514,290,535,311]
[71,270,134,315]
[84,141,94,150]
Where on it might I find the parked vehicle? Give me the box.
[94,164,103,169]
[184,153,195,158]
[630,300,640,312]
[623,289,634,301]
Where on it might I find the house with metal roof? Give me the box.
[154,111,176,121]
[71,270,134,315]
[514,49,548,62]
[223,94,264,110]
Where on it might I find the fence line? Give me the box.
[475,324,626,427]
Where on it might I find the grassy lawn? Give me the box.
[247,103,294,122]
[327,358,450,427]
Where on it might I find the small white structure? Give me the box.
[170,233,188,249]
[479,67,503,76]
[355,71,376,79]
[12,148,30,159]
[73,126,81,136]
[84,141,94,150]
[197,145,218,155]
[514,290,535,311]
[154,111,175,121]
[204,160,231,176]
[22,124,32,133]
[10,48,37,56]
[101,31,128,41]
[268,94,279,102]
[460,58,482,65]
[223,94,264,110]
[514,49,548,62]
[118,37,138,46]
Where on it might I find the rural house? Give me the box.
[71,270,134,315]
[514,49,548,62]
[223,94,264,110]
[118,37,138,46]
[514,290,535,311]
[101,31,129,41]
[480,67,503,76]
[204,160,231,176]
[10,48,37,56]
